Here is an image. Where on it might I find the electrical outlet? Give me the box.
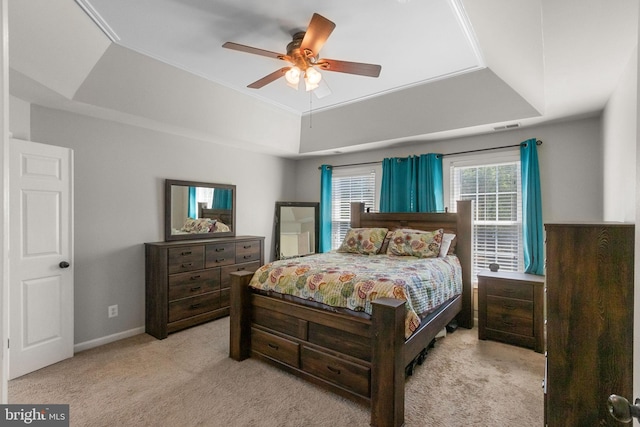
[108,304,118,318]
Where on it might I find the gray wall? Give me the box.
[22,104,604,348]
[294,116,604,224]
[28,105,295,346]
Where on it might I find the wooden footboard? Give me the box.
[229,199,473,427]
[230,270,458,427]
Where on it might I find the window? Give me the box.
[330,166,381,250]
[445,152,523,280]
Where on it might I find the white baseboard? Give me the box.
[74,326,146,353]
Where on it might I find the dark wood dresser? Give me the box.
[145,236,264,339]
[545,223,633,426]
[477,271,544,353]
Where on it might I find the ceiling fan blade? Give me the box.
[222,42,285,60]
[300,13,336,56]
[317,59,381,77]
[247,67,290,89]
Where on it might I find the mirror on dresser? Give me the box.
[165,179,236,241]
[274,201,319,260]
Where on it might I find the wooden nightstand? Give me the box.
[477,271,545,353]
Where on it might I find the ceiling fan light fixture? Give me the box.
[285,66,301,87]
[304,67,322,91]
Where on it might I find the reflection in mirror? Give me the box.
[165,179,236,241]
[274,202,319,260]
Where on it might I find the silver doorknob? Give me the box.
[608,394,640,423]
[59,261,70,269]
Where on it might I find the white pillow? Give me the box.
[438,233,456,257]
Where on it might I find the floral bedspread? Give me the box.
[248,252,463,338]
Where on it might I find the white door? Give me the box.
[9,139,73,379]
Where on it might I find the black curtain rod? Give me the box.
[318,139,543,170]
[439,139,542,158]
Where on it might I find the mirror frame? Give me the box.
[165,179,236,241]
[274,201,319,260]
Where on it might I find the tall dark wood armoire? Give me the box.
[544,223,634,426]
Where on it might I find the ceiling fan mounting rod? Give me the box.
[287,31,316,70]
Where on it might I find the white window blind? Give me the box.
[448,155,523,279]
[331,168,378,250]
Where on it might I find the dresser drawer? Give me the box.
[301,346,370,397]
[168,292,220,323]
[486,311,533,337]
[205,242,236,268]
[486,296,533,320]
[485,282,533,301]
[236,240,261,264]
[252,328,300,368]
[168,268,220,301]
[221,261,260,289]
[168,246,205,274]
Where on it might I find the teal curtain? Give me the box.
[188,186,197,218]
[319,165,332,252]
[520,139,544,275]
[417,154,444,212]
[212,188,232,209]
[380,154,443,212]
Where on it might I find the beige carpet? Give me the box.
[9,317,544,426]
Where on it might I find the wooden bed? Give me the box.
[229,200,473,427]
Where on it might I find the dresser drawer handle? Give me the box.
[215,248,225,252]
[268,343,279,350]
[243,245,252,249]
[190,286,202,291]
[503,304,516,310]
[181,262,193,268]
[237,267,245,271]
[327,366,341,375]
[190,303,201,309]
[181,251,192,256]
[502,320,516,327]
[216,258,226,263]
[190,275,201,280]
[244,255,252,259]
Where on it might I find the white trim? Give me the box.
[73,326,145,353]
[1,0,9,404]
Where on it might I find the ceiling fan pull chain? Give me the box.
[309,91,313,128]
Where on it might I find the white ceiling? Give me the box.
[7,0,640,157]
[76,0,486,115]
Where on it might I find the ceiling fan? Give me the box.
[222,13,381,96]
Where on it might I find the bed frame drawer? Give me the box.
[251,328,300,368]
[301,346,370,397]
[168,246,205,274]
[168,268,220,300]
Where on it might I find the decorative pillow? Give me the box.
[378,230,394,254]
[337,228,389,255]
[438,233,456,257]
[386,228,444,258]
[182,218,215,233]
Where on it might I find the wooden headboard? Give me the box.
[350,200,474,329]
[199,207,232,225]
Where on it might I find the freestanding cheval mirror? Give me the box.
[274,202,319,260]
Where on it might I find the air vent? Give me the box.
[493,123,521,131]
